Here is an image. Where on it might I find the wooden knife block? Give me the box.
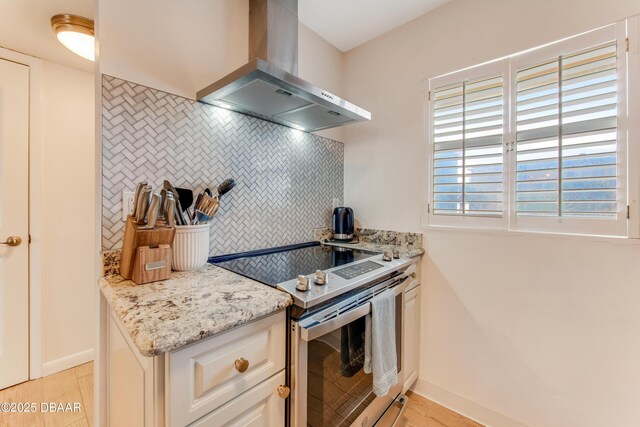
[120,216,176,283]
[132,245,172,284]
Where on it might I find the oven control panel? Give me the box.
[333,260,384,280]
[277,253,418,310]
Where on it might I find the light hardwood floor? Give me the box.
[0,362,93,427]
[0,364,481,427]
[401,391,483,427]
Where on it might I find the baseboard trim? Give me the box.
[41,348,94,377]
[412,379,527,427]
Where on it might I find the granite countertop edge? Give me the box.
[100,264,293,357]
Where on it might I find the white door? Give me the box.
[0,58,29,389]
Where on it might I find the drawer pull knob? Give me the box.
[234,357,249,373]
[277,385,290,399]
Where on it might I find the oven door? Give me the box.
[291,275,408,427]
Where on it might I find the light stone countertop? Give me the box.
[314,227,424,257]
[100,264,292,356]
[322,240,425,258]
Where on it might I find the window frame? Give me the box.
[425,19,637,238]
[627,16,640,238]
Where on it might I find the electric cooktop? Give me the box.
[209,242,379,287]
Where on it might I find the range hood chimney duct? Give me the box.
[249,0,298,74]
[196,0,371,132]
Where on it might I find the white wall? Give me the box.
[97,0,248,100]
[96,0,345,141]
[40,61,96,373]
[342,0,640,425]
[422,230,640,426]
[298,23,345,142]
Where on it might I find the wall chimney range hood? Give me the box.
[196,0,371,132]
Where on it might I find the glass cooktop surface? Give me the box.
[209,242,379,287]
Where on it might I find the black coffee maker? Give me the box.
[332,207,354,242]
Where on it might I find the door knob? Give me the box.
[0,236,21,247]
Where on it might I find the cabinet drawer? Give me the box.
[189,370,286,427]
[167,311,286,426]
[405,263,420,292]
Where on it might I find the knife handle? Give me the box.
[132,181,147,217]
[166,198,176,228]
[159,188,169,220]
[143,193,161,229]
[135,188,152,224]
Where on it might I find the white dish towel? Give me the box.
[364,288,397,396]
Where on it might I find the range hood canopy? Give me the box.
[196,0,371,132]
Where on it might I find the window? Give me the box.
[427,22,633,236]
[515,43,617,218]
[432,74,505,217]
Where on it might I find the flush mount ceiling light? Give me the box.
[51,14,95,61]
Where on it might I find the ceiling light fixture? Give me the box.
[51,14,95,61]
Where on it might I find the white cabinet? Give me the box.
[107,312,164,427]
[108,314,145,427]
[403,274,420,392]
[103,306,287,427]
[166,312,285,426]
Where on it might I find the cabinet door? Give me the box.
[190,370,286,427]
[403,286,420,392]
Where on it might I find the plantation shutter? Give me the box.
[428,22,629,236]
[432,74,505,216]
[515,42,619,218]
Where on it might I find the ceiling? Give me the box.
[298,0,451,52]
[0,0,94,72]
[0,0,447,74]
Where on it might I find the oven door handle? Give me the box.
[300,275,409,342]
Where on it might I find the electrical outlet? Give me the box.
[332,198,341,210]
[122,191,135,221]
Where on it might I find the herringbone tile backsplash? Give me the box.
[102,75,344,255]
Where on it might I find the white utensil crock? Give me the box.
[172,224,210,271]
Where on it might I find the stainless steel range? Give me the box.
[210,242,417,427]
